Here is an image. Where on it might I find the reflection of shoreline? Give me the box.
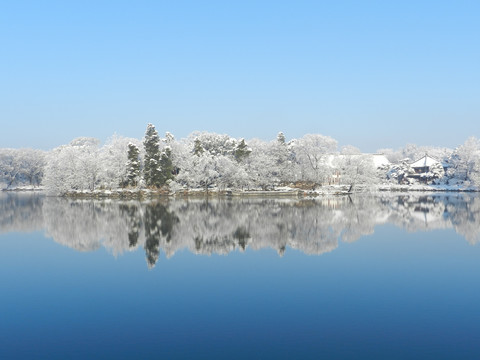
[3,183,479,195]
[1,193,480,267]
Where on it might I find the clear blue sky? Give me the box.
[1,0,479,152]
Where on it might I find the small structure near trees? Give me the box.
[408,154,444,183]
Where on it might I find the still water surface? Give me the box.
[1,193,480,359]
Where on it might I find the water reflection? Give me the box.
[1,193,480,267]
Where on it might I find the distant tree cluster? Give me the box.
[0,148,45,189]
[36,125,353,194]
[1,124,480,193]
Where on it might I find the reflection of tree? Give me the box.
[43,198,103,252]
[0,193,44,233]
[144,202,179,268]
[233,226,250,251]
[2,193,480,266]
[120,204,142,248]
[447,195,480,245]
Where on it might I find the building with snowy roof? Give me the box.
[410,154,441,174]
[408,154,445,183]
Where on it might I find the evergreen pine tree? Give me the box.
[193,138,204,156]
[159,147,174,185]
[274,131,289,183]
[143,123,162,187]
[234,139,250,163]
[125,143,140,187]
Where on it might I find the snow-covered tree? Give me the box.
[173,132,251,191]
[273,132,291,183]
[188,132,237,157]
[98,134,140,189]
[0,149,21,189]
[193,138,204,156]
[290,134,338,184]
[176,152,220,191]
[376,148,404,164]
[450,137,480,182]
[163,132,182,175]
[18,149,46,187]
[159,146,174,185]
[425,162,445,184]
[143,124,163,187]
[378,145,453,166]
[471,160,480,187]
[126,143,141,187]
[334,147,377,190]
[43,137,101,194]
[385,160,416,184]
[243,139,276,189]
[0,148,46,189]
[234,138,251,163]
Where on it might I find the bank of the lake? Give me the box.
[2,183,478,199]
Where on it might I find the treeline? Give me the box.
[1,123,480,193]
[40,124,375,194]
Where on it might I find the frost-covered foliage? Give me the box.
[173,132,251,191]
[188,131,238,157]
[383,159,444,185]
[333,148,378,189]
[126,143,141,187]
[159,146,174,185]
[0,148,46,189]
[378,144,453,165]
[175,147,249,191]
[143,123,163,187]
[377,139,480,186]
[142,125,176,188]
[234,138,251,163]
[447,137,480,184]
[237,134,295,190]
[243,138,282,189]
[3,125,480,194]
[99,135,141,189]
[42,136,140,194]
[384,160,416,184]
[423,162,445,183]
[43,137,101,194]
[289,134,338,184]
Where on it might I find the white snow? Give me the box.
[410,154,440,168]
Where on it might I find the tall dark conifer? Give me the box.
[193,138,204,156]
[143,124,162,187]
[125,143,140,187]
[234,139,250,163]
[159,147,174,185]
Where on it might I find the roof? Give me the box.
[410,154,440,168]
[372,154,390,168]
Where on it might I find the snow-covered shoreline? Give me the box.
[3,184,478,199]
[1,186,44,192]
[2,127,480,197]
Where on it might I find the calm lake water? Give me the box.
[1,192,480,359]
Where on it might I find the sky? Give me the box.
[1,0,479,152]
